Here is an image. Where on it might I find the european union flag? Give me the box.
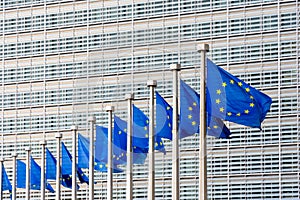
[45,148,74,189]
[133,105,166,153]
[77,133,89,169]
[1,163,12,192]
[16,158,54,192]
[78,133,123,173]
[96,125,127,168]
[30,157,55,192]
[61,142,89,184]
[45,148,56,180]
[155,91,173,140]
[179,79,231,139]
[206,59,272,128]
[179,80,201,138]
[114,115,148,164]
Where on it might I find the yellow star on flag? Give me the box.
[222,82,227,87]
[216,89,221,95]
[220,107,224,112]
[216,99,221,104]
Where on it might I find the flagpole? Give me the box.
[40,140,46,200]
[125,93,134,200]
[55,133,62,200]
[88,116,96,200]
[71,125,78,200]
[0,158,3,200]
[147,80,157,200]
[11,152,17,200]
[170,64,181,200]
[25,147,31,200]
[106,106,114,200]
[197,43,209,200]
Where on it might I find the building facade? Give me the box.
[0,0,299,199]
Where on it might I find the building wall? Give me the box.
[0,0,299,199]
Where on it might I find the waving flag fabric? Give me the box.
[78,133,123,172]
[155,91,173,140]
[61,142,89,184]
[179,79,231,139]
[206,59,272,128]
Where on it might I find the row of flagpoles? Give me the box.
[0,44,272,200]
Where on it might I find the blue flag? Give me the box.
[155,91,173,140]
[179,79,231,139]
[45,148,57,180]
[16,158,54,192]
[133,105,166,153]
[78,133,123,173]
[1,163,12,192]
[114,115,148,164]
[207,59,272,128]
[61,142,89,184]
[96,125,127,167]
[77,133,90,169]
[45,148,74,189]
[30,157,55,192]
[16,160,26,189]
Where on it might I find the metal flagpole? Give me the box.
[197,43,209,200]
[125,93,134,200]
[147,80,157,200]
[11,152,17,200]
[0,158,3,200]
[55,133,62,200]
[25,147,31,200]
[89,116,96,200]
[40,140,46,200]
[106,106,114,200]
[170,64,181,200]
[71,125,78,200]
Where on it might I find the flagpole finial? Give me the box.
[55,133,62,139]
[106,106,115,112]
[170,64,181,71]
[0,157,3,162]
[197,43,209,52]
[71,125,78,131]
[40,140,47,145]
[12,152,17,157]
[147,80,157,87]
[125,93,134,100]
[88,116,96,123]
